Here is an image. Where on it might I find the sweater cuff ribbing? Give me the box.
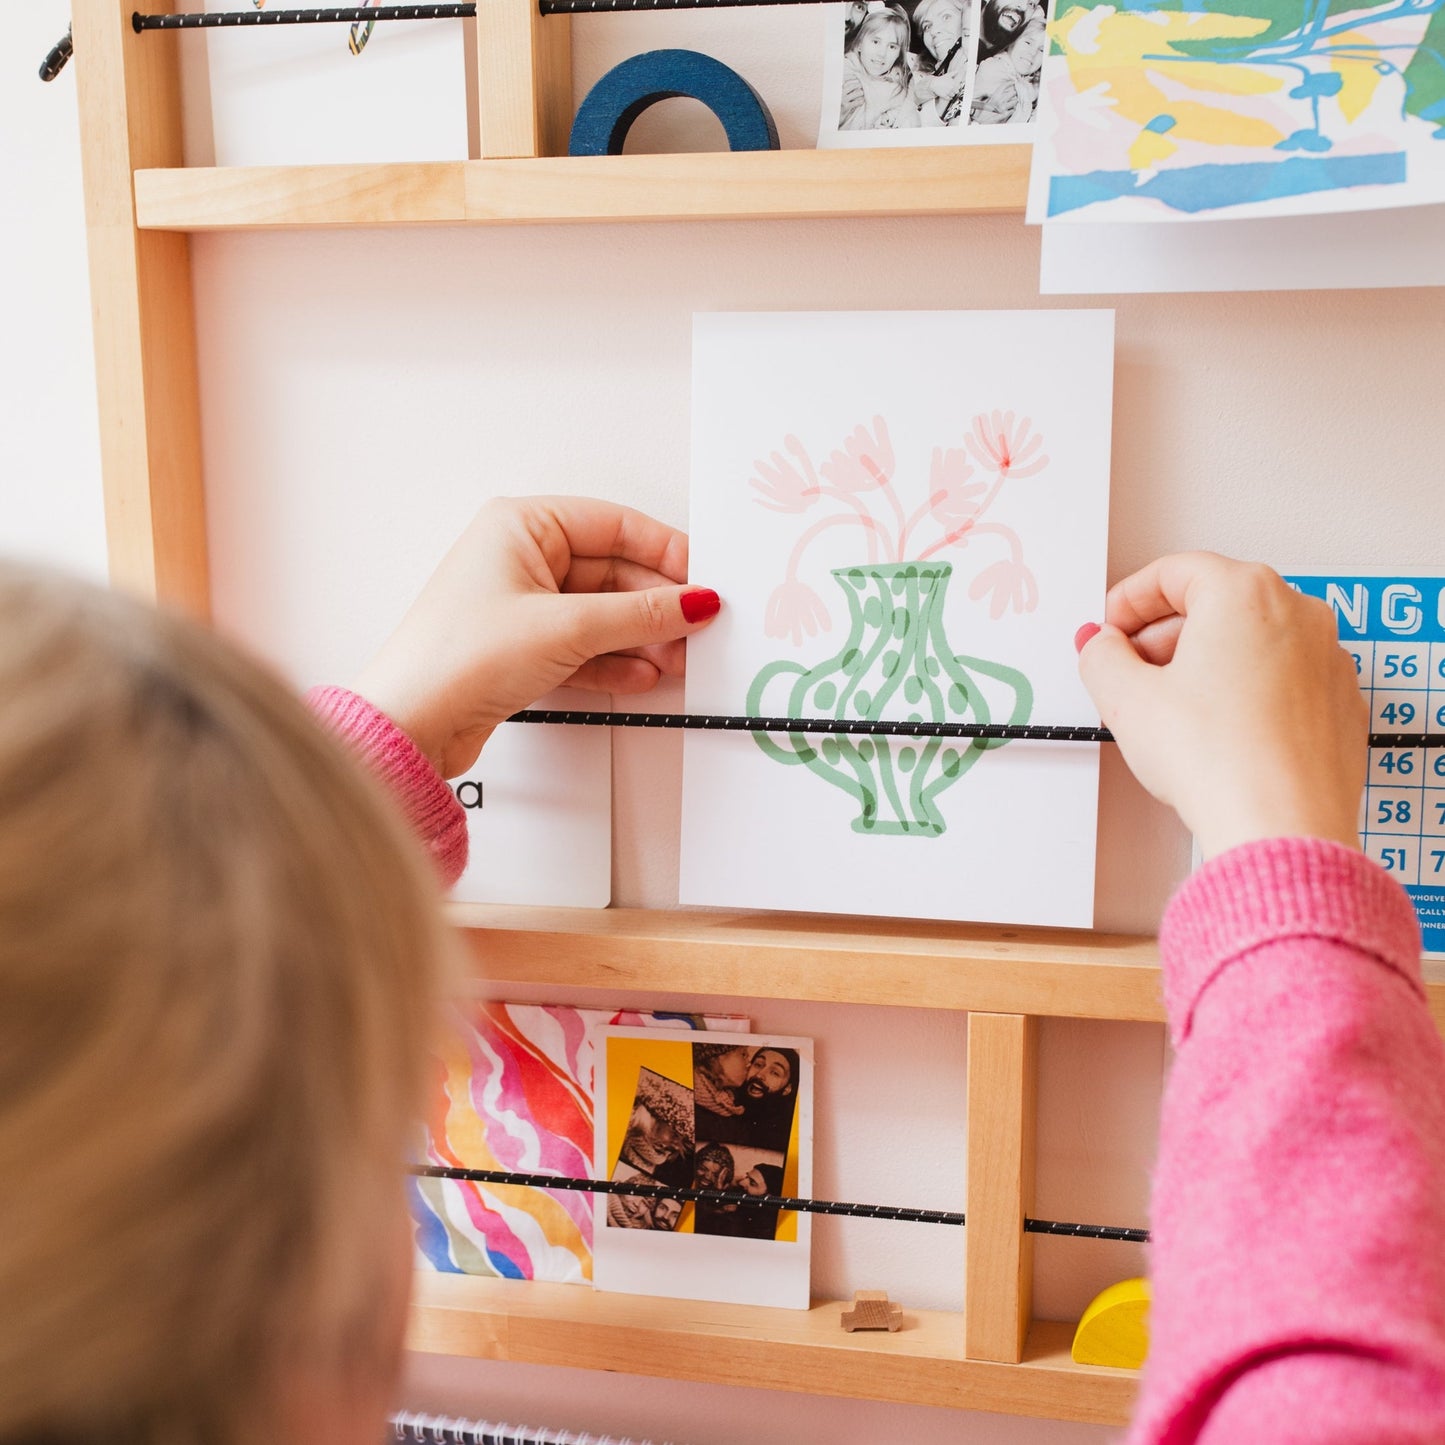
[1159,837,1424,1045]
[306,685,469,889]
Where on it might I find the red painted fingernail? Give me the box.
[1074,622,1101,653]
[681,588,721,624]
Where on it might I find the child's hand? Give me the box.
[353,496,720,777]
[1077,553,1367,861]
[841,70,866,122]
[972,80,1018,121]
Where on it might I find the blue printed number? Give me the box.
[1436,755,1445,778]
[1433,850,1445,875]
[1380,751,1414,775]
[1350,651,1365,675]
[1381,701,1416,726]
[1436,801,1445,826]
[1378,799,1413,824]
[1383,654,1419,679]
[1381,847,1408,871]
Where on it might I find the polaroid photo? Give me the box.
[818,0,1046,148]
[593,1029,814,1308]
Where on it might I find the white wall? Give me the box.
[1,0,107,579]
[8,5,1444,1442]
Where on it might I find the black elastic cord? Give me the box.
[411,1163,1151,1241]
[131,0,837,31]
[509,708,1115,743]
[507,708,1444,751]
[39,26,74,80]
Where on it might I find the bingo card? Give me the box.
[1285,574,1445,957]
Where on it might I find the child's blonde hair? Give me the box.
[0,563,456,1445]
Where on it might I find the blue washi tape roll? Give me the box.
[569,48,780,156]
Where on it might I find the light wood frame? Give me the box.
[72,0,1445,1424]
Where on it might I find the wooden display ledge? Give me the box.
[133,146,1031,231]
[451,905,1445,1030]
[454,904,1164,1020]
[408,1272,1138,1426]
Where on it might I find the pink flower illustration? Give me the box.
[749,435,821,514]
[927,447,988,528]
[819,416,895,494]
[967,412,1049,480]
[765,579,832,645]
[969,558,1039,619]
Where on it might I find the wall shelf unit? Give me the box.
[75,0,1444,1430]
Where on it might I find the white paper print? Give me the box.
[449,690,610,909]
[1039,205,1445,295]
[680,311,1112,927]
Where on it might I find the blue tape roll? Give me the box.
[569,49,780,157]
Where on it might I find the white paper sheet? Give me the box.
[448,689,610,908]
[1039,205,1445,294]
[680,310,1111,927]
[592,1028,814,1309]
[205,0,468,166]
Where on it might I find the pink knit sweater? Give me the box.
[1132,837,1445,1442]
[307,686,469,887]
[311,690,1445,1438]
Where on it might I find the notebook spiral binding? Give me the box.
[393,1408,680,1445]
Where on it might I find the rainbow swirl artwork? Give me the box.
[410,1004,747,1282]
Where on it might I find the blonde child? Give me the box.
[839,7,922,131]
[0,496,717,1445]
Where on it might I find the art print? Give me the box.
[593,1030,813,1308]
[412,1004,746,1284]
[1029,0,1445,222]
[819,0,1047,146]
[680,311,1111,927]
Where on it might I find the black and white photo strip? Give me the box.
[607,1046,803,1241]
[818,0,1048,145]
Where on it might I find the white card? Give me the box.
[680,310,1111,927]
[448,690,610,909]
[204,0,469,166]
[593,1028,814,1309]
[1039,205,1445,295]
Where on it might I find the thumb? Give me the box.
[1076,622,1154,724]
[564,585,722,658]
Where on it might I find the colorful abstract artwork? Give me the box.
[410,1004,746,1284]
[1028,0,1445,222]
[680,310,1112,927]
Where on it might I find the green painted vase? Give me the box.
[746,562,1032,836]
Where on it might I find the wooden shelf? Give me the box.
[133,146,1031,231]
[453,904,1165,1020]
[408,1273,1138,1425]
[452,906,1445,1029]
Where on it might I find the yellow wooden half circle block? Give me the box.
[1071,1277,1151,1370]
